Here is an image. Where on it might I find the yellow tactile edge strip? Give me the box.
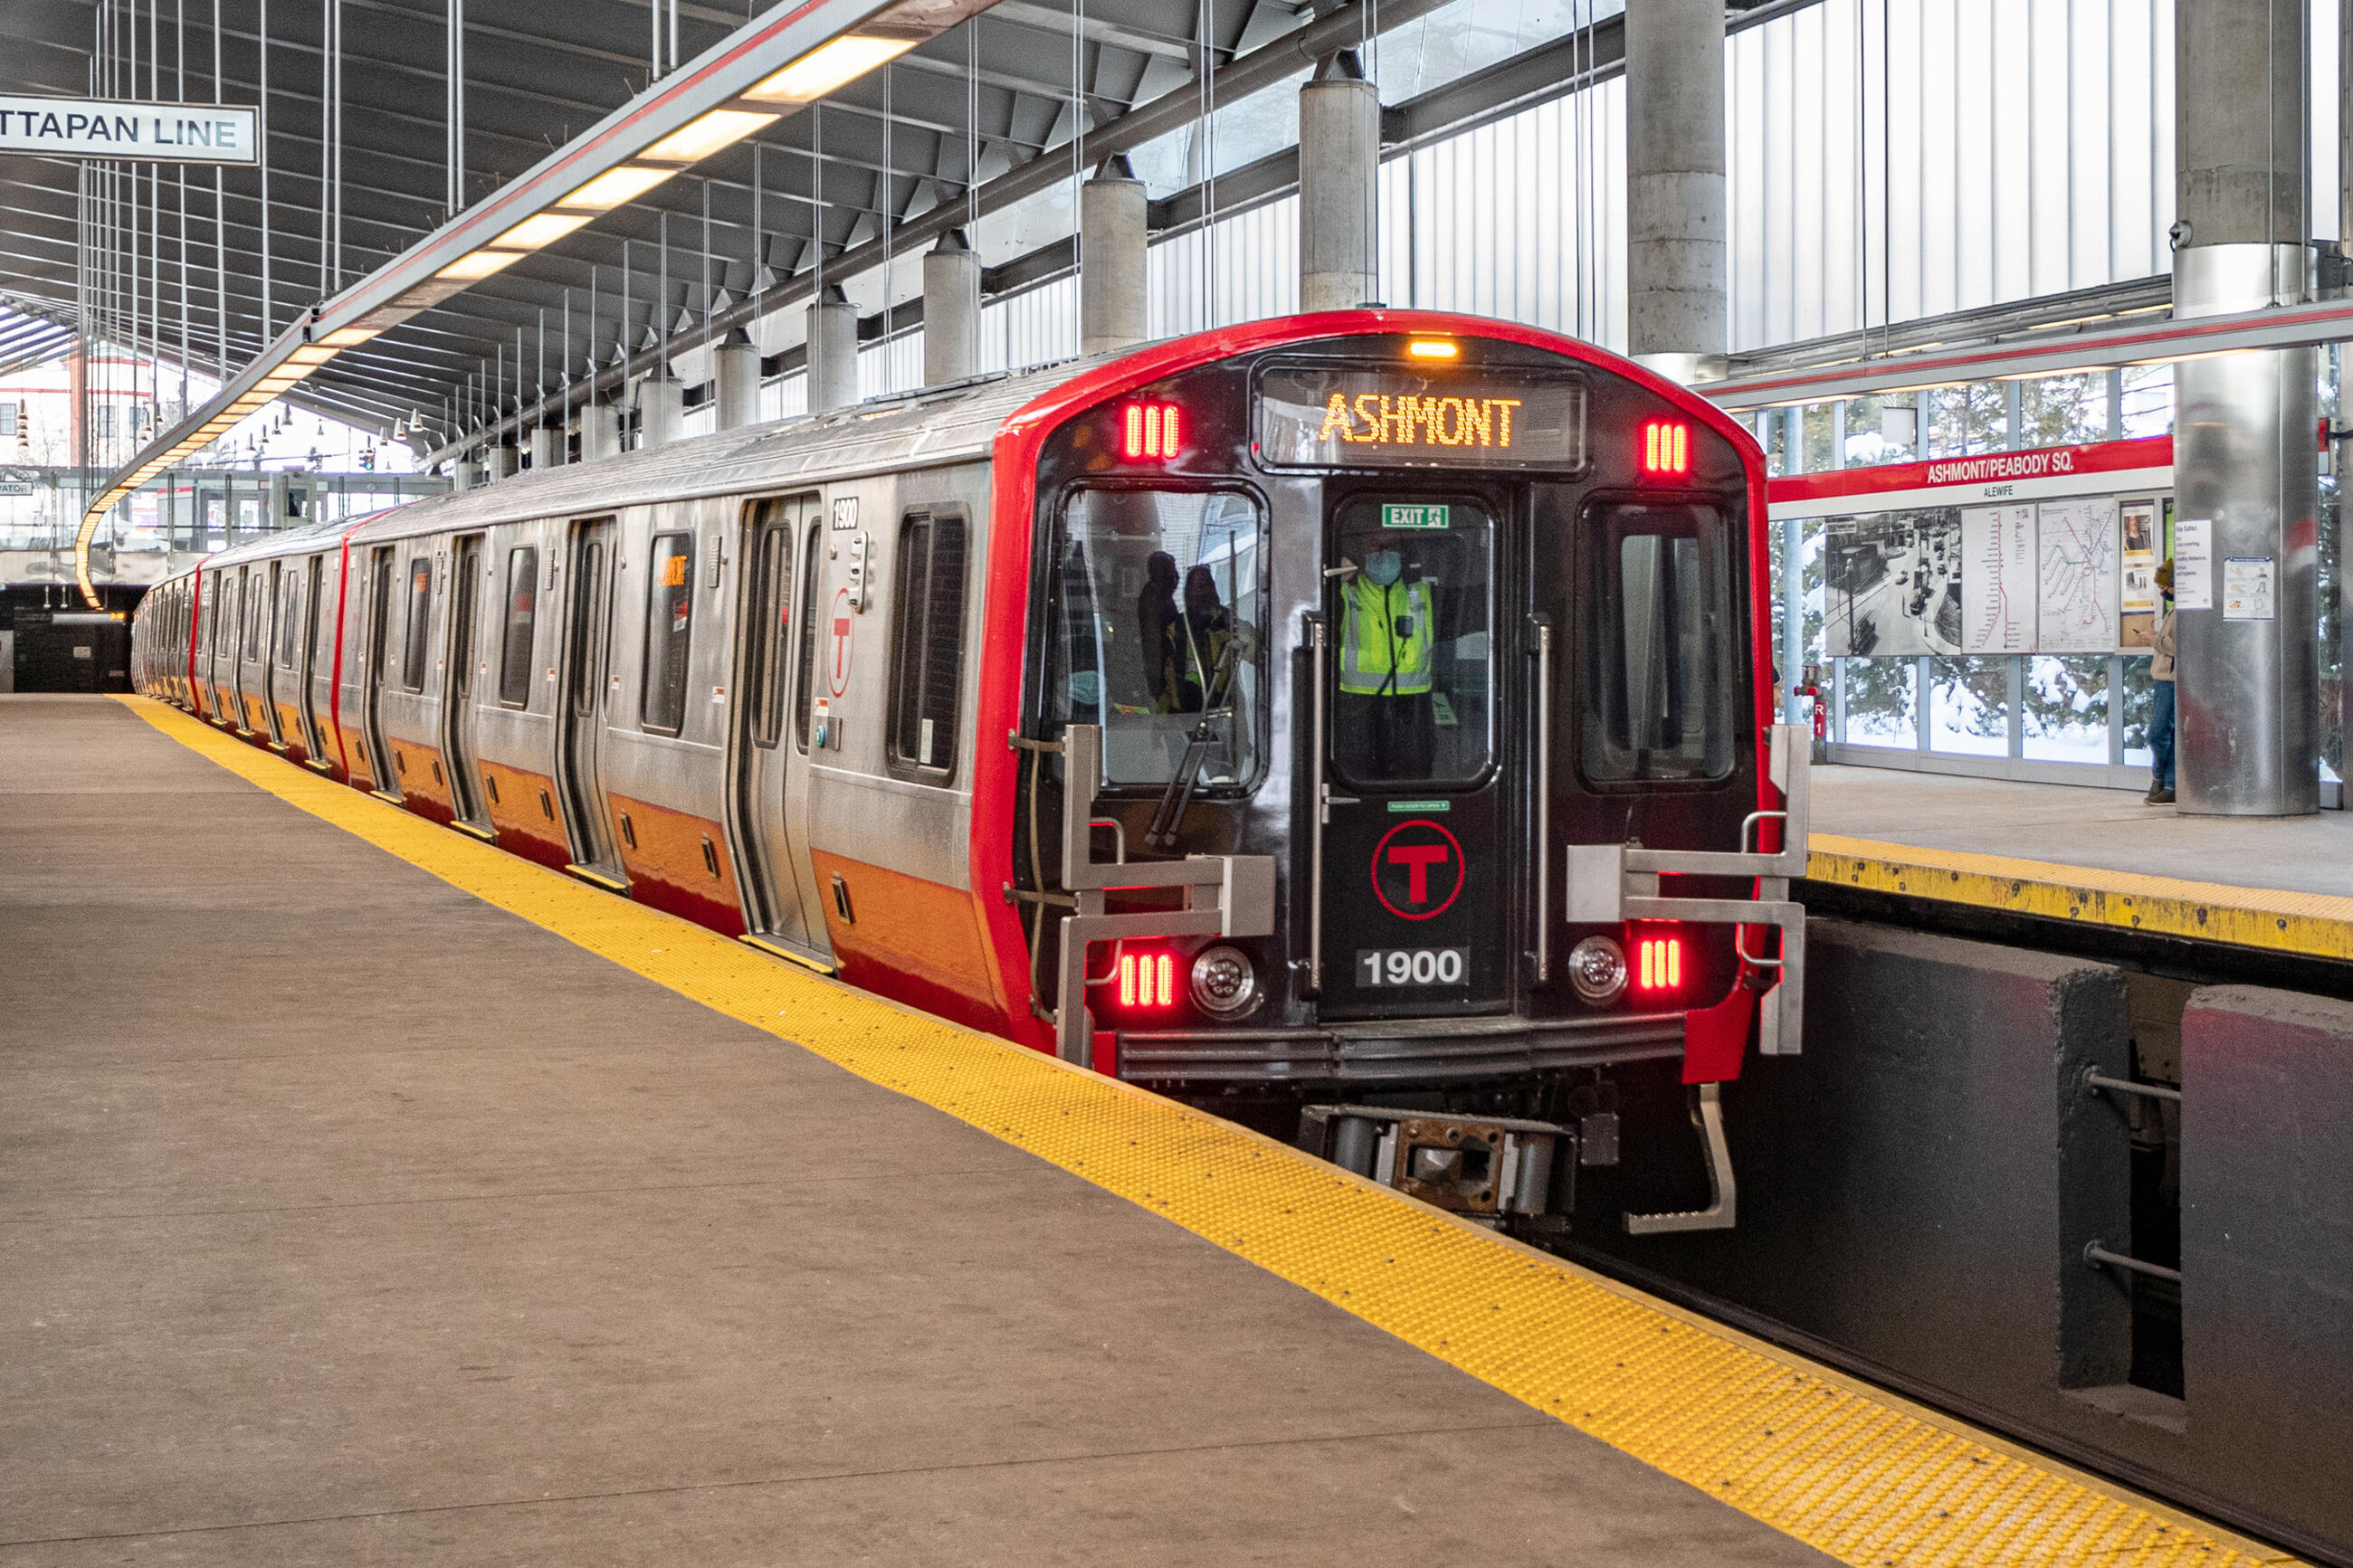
[119,696,2302,1568]
[1811,833,2353,966]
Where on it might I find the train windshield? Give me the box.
[1580,499,1739,783]
[1046,487,1265,790]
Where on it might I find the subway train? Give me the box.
[134,309,1807,1231]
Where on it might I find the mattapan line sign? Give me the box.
[0,96,257,163]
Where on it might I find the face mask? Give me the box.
[1364,550,1403,586]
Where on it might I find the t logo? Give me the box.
[1368,819,1465,920]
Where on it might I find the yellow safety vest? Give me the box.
[1338,576,1434,696]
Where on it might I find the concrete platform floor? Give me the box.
[1813,763,2353,900]
[0,695,1833,1567]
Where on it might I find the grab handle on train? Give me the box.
[1561,724,1810,1060]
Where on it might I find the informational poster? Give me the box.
[1960,504,2035,652]
[2034,497,2121,653]
[2223,556,2276,621]
[2174,518,2214,610]
[1822,509,1964,657]
[2119,499,2159,648]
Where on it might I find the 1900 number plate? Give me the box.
[1356,947,1471,987]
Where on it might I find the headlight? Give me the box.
[1190,946,1258,1015]
[1567,936,1627,1004]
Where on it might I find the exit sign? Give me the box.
[1380,503,1450,530]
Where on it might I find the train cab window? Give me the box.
[1579,501,1737,784]
[499,546,539,708]
[887,508,967,774]
[1044,487,1266,790]
[402,556,433,692]
[1330,495,1495,786]
[642,531,695,735]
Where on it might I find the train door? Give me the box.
[229,565,257,733]
[557,518,625,886]
[1314,489,1513,1020]
[441,535,492,835]
[260,559,288,747]
[296,554,327,762]
[726,496,820,953]
[362,546,401,799]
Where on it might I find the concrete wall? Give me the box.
[1580,920,2353,1561]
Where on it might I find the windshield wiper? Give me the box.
[1144,634,1241,852]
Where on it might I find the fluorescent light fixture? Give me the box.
[288,344,338,366]
[743,34,916,105]
[320,326,381,347]
[436,249,526,280]
[557,165,678,212]
[640,109,779,165]
[492,212,595,250]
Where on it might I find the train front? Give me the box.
[999,311,1806,1233]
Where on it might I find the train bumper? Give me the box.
[1113,1011,1683,1086]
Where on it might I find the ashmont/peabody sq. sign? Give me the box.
[0,96,258,164]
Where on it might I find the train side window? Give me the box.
[401,556,433,692]
[499,546,539,708]
[208,573,225,655]
[792,522,823,752]
[741,502,798,750]
[886,508,968,774]
[1578,500,1737,784]
[642,531,694,735]
[279,572,303,667]
[243,572,265,661]
[1043,486,1266,791]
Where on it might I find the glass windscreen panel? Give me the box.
[1330,497,1493,785]
[1257,363,1586,470]
[1580,501,1739,784]
[1045,488,1266,789]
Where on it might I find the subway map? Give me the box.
[2034,498,2120,654]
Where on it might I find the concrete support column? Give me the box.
[1081,157,1148,354]
[484,444,518,481]
[807,286,859,413]
[923,229,982,385]
[714,328,763,431]
[580,402,621,462]
[2173,0,2316,816]
[1624,0,1727,383]
[526,425,562,470]
[636,375,684,450]
[452,455,483,489]
[1298,52,1380,313]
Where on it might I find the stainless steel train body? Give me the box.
[134,311,1805,1222]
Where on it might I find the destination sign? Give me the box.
[0,96,259,164]
[1256,364,1586,471]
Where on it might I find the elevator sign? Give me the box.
[0,97,259,164]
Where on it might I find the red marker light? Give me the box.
[1122,402,1184,460]
[1634,933,1682,992]
[1118,949,1176,1008]
[1642,420,1690,475]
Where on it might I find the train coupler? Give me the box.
[1297,1106,1584,1229]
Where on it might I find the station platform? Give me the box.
[1810,765,2353,966]
[0,696,2303,1567]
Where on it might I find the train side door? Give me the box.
[725,496,821,954]
[441,535,492,834]
[296,554,328,763]
[362,546,401,798]
[557,518,625,886]
[1315,490,1512,1020]
[259,560,286,745]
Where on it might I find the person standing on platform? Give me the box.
[2147,558,2176,804]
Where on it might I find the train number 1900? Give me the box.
[1355,947,1470,987]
